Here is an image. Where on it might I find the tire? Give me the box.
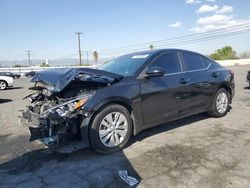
[0,81,7,90]
[209,88,230,118]
[89,104,133,154]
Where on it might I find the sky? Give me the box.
[0,0,250,61]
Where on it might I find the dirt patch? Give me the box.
[132,144,207,183]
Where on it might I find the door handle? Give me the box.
[180,78,190,84]
[212,72,220,78]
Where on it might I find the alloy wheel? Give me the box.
[0,81,7,90]
[216,92,228,114]
[99,112,128,147]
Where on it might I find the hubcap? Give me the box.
[216,92,228,114]
[99,112,128,147]
[0,82,6,90]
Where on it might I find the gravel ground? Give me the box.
[0,65,250,188]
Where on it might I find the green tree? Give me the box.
[13,64,27,67]
[209,46,238,60]
[209,53,222,60]
[40,62,50,67]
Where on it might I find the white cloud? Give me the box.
[196,5,219,14]
[190,14,250,33]
[197,14,234,25]
[216,5,234,14]
[169,21,182,28]
[206,0,216,2]
[186,0,202,4]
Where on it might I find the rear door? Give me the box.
[140,51,191,127]
[180,51,215,113]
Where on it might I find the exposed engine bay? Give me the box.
[20,68,122,146]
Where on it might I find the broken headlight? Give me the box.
[41,93,94,117]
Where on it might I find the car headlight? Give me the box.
[41,93,93,117]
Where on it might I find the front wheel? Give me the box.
[89,104,133,154]
[209,88,230,117]
[0,81,7,90]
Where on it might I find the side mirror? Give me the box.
[145,67,165,78]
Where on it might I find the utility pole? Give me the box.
[26,50,32,67]
[75,32,83,66]
[86,51,89,65]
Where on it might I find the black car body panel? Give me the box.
[20,49,235,147]
[247,70,250,86]
[25,71,37,77]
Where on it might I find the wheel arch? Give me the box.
[80,97,139,147]
[220,84,232,103]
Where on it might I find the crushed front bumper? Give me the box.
[19,109,58,145]
[20,107,92,147]
[19,116,49,141]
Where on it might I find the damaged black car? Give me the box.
[20,49,235,154]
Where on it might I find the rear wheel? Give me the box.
[89,104,132,154]
[0,81,7,90]
[209,88,230,117]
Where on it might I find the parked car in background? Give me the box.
[20,49,235,154]
[0,72,21,79]
[25,71,37,77]
[247,70,250,87]
[0,76,14,90]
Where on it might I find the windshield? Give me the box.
[99,53,151,76]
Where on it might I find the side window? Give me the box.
[150,52,181,74]
[182,52,204,71]
[200,56,211,68]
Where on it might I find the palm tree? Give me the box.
[93,51,99,65]
[149,44,154,50]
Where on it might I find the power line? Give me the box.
[91,23,250,53]
[89,24,250,55]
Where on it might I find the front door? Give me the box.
[140,52,191,128]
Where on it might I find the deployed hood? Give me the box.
[31,68,123,92]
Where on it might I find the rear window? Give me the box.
[182,52,204,71]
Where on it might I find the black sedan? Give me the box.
[25,71,37,77]
[247,70,250,87]
[21,49,235,154]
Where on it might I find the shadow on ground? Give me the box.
[6,86,24,90]
[0,135,141,187]
[0,145,141,187]
[129,112,209,145]
[0,99,13,104]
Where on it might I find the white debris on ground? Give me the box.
[119,170,139,186]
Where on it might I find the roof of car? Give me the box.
[125,48,205,57]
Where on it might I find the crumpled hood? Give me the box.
[31,68,123,92]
